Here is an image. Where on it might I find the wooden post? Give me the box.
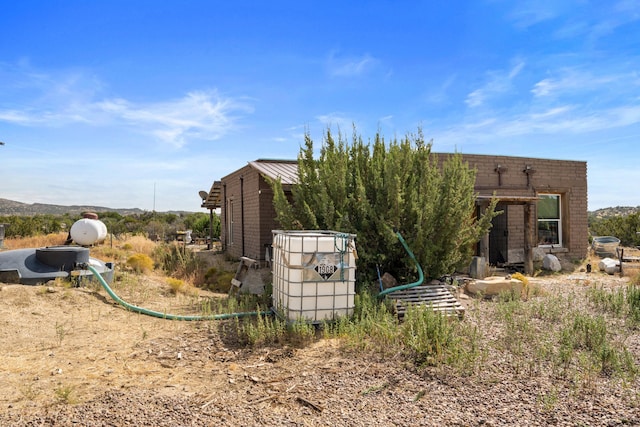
[479,201,490,260]
[524,202,534,275]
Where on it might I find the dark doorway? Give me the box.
[489,204,508,265]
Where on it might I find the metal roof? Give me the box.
[248,159,298,185]
[201,160,298,210]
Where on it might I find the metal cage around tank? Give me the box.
[271,230,357,323]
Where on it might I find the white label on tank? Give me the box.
[301,252,344,281]
[315,262,336,280]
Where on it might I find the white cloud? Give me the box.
[0,66,252,147]
[505,0,564,28]
[465,60,525,108]
[424,75,457,105]
[465,89,485,108]
[0,110,34,124]
[315,112,355,131]
[531,69,623,98]
[326,51,378,77]
[94,91,251,147]
[436,103,640,146]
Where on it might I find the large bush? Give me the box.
[269,128,497,285]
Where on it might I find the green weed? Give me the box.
[54,385,77,404]
[55,321,67,346]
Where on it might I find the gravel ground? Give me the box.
[1,270,639,426]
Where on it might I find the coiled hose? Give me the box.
[84,264,271,321]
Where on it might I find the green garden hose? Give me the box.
[84,264,271,321]
[378,231,425,297]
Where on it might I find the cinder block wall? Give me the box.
[450,153,588,262]
[258,178,278,262]
[220,153,588,265]
[220,167,278,262]
[219,165,262,260]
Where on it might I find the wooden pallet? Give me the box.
[386,284,465,319]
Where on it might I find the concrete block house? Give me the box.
[201,159,298,263]
[202,155,588,274]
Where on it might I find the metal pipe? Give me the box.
[240,175,245,256]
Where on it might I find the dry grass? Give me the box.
[166,277,199,296]
[2,233,229,292]
[119,235,157,255]
[3,232,68,249]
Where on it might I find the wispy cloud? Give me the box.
[531,68,636,98]
[326,51,378,77]
[0,65,252,147]
[95,91,251,147]
[315,112,358,134]
[536,0,640,42]
[424,75,457,105]
[436,103,640,147]
[588,1,640,40]
[465,59,525,108]
[505,0,565,28]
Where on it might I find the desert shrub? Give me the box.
[237,312,288,346]
[627,283,640,323]
[558,313,637,377]
[587,285,627,316]
[153,243,205,280]
[90,246,128,264]
[588,282,640,324]
[322,291,397,355]
[166,277,197,296]
[123,235,156,255]
[202,267,234,293]
[401,305,460,366]
[126,253,154,273]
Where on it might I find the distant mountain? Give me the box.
[3,197,635,219]
[0,198,147,216]
[589,206,640,220]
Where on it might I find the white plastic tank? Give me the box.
[271,230,357,323]
[70,218,108,246]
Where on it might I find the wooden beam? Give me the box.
[524,202,534,275]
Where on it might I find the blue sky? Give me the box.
[1,1,639,212]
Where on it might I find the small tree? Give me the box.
[269,127,497,286]
[590,212,640,247]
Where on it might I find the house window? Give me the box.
[537,194,561,246]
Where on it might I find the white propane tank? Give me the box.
[70,218,108,246]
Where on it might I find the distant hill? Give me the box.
[2,197,636,219]
[589,206,640,220]
[0,198,191,216]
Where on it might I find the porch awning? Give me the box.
[201,181,222,209]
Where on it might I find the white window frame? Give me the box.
[537,193,562,247]
[227,200,234,245]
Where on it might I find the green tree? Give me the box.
[590,212,640,247]
[183,212,220,238]
[269,128,497,286]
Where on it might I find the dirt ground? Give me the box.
[0,251,639,426]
